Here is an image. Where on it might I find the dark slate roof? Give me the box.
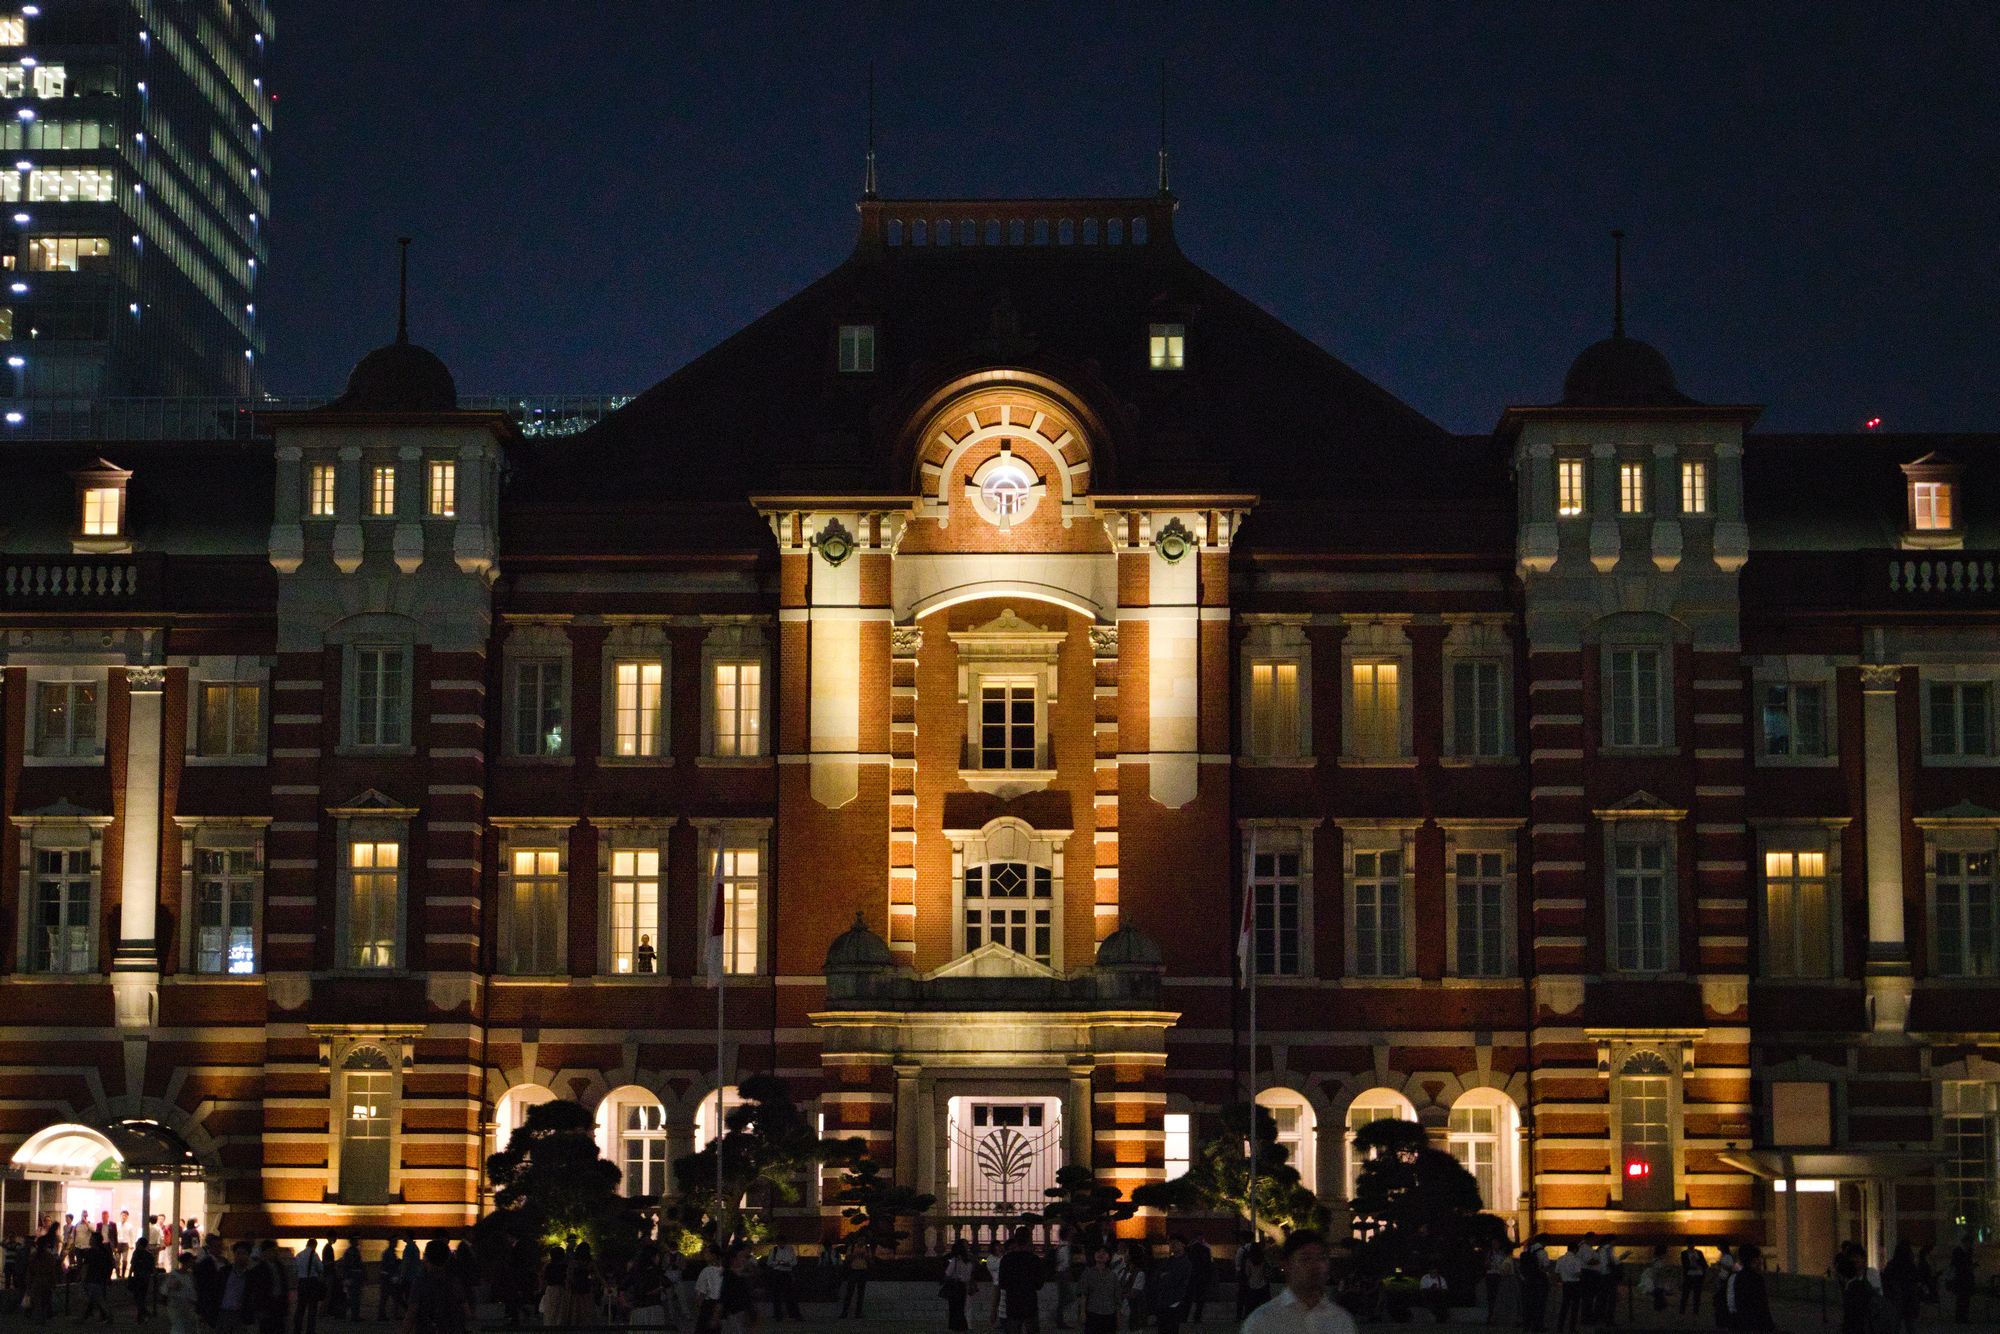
[329,338,459,413]
[1745,432,2000,550]
[1561,335,1692,407]
[507,197,1513,559]
[0,440,274,556]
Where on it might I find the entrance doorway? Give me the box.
[8,1121,209,1240]
[945,1096,1063,1218]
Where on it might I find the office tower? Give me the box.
[0,0,269,434]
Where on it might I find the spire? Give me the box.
[862,64,878,200]
[1611,228,1625,339]
[1156,58,1171,195]
[395,235,411,345]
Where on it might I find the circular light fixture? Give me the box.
[1155,517,1195,564]
[814,519,855,567]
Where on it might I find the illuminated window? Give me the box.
[1911,481,1954,531]
[1681,460,1709,515]
[1611,839,1671,973]
[837,323,874,373]
[1933,847,1998,978]
[1940,1082,2000,1240]
[30,63,61,98]
[1557,458,1586,516]
[78,484,121,536]
[1927,681,1992,758]
[694,1085,742,1151]
[964,859,1054,965]
[1148,322,1185,370]
[34,678,97,758]
[196,680,261,758]
[29,847,92,973]
[1448,1102,1500,1207]
[712,842,763,975]
[1453,850,1507,977]
[1248,830,1304,977]
[1348,660,1401,759]
[1450,659,1505,758]
[1606,647,1666,749]
[512,659,567,757]
[1763,849,1831,978]
[602,1091,669,1197]
[307,463,336,518]
[608,846,660,975]
[1248,659,1301,758]
[368,465,395,517]
[1760,681,1828,759]
[977,456,1035,520]
[349,646,408,748]
[1617,1051,1675,1210]
[1163,1112,1192,1182]
[345,840,401,969]
[24,236,110,272]
[1256,1089,1316,1188]
[502,845,563,975]
[612,660,662,757]
[27,166,112,202]
[1351,847,1405,977]
[978,680,1039,770]
[426,459,455,517]
[193,846,257,975]
[711,659,762,758]
[0,18,24,45]
[339,1046,394,1203]
[1345,1089,1416,1199]
[1619,461,1647,514]
[0,307,13,340]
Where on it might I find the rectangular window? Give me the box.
[609,847,660,975]
[30,848,91,973]
[1935,849,1998,977]
[196,681,262,758]
[369,465,396,517]
[1250,840,1302,977]
[1763,849,1832,978]
[24,236,110,272]
[1163,1112,1192,1182]
[1619,461,1647,514]
[1761,682,1828,759]
[612,660,663,757]
[1351,849,1404,977]
[1349,660,1401,759]
[30,64,62,99]
[1607,647,1665,749]
[307,463,336,518]
[1448,1104,1498,1206]
[350,647,407,748]
[620,1102,670,1197]
[979,680,1038,770]
[1454,851,1506,977]
[513,659,567,757]
[712,660,762,758]
[1451,660,1505,758]
[79,485,121,536]
[1928,682,1992,758]
[1681,460,1709,515]
[34,678,97,758]
[837,323,875,373]
[346,840,400,969]
[26,167,111,201]
[1248,659,1301,758]
[0,18,23,44]
[1148,322,1186,370]
[1612,841,1670,972]
[193,847,257,975]
[962,859,1054,965]
[1940,1082,1999,1243]
[504,847,563,975]
[1912,481,1955,531]
[426,460,456,517]
[716,843,762,975]
[1557,458,1586,517]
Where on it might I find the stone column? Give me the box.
[1859,663,1912,1033]
[893,1063,921,1192]
[112,664,166,1030]
[1067,1061,1095,1175]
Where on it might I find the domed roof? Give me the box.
[824,913,894,972]
[1560,335,1692,408]
[1094,923,1163,969]
[330,336,458,413]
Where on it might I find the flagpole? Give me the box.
[710,846,728,1240]
[1244,828,1260,1245]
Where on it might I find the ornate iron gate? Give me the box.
[946,1100,1063,1216]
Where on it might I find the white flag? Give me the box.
[705,849,728,986]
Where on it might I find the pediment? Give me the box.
[1593,789,1688,820]
[1916,800,2000,825]
[949,607,1065,652]
[326,788,418,817]
[924,942,1062,981]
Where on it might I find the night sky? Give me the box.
[264,4,1999,435]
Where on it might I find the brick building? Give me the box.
[0,191,1994,1273]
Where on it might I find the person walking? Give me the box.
[1052,1232,1076,1331]
[79,1232,115,1323]
[1679,1243,1708,1317]
[942,1240,976,1333]
[1079,1247,1121,1334]
[1186,1236,1213,1325]
[1946,1236,1976,1325]
[1517,1236,1551,1334]
[26,1237,60,1321]
[1554,1245,1585,1333]
[130,1235,160,1319]
[161,1253,200,1334]
[400,1240,470,1334]
[1237,1244,1272,1318]
[1718,1245,1773,1332]
[993,1229,1044,1334]
[692,1246,724,1334]
[718,1247,760,1334]
[1882,1242,1921,1334]
[1240,1231,1356,1334]
[836,1238,872,1320]
[1484,1240,1513,1324]
[258,1240,294,1334]
[218,1241,273,1334]
[294,1240,325,1334]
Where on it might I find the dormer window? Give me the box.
[1902,452,1963,548]
[1912,482,1953,530]
[69,458,129,553]
[1148,322,1185,370]
[837,323,875,373]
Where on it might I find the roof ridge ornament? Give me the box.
[1157,57,1171,196]
[395,236,411,345]
[862,64,879,201]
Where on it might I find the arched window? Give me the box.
[695,1085,742,1152]
[1256,1088,1317,1191]
[340,1045,394,1204]
[1344,1088,1417,1199]
[935,219,952,247]
[912,219,928,246]
[1447,1088,1520,1214]
[885,219,903,246]
[1618,1051,1675,1210]
[493,1083,555,1154]
[1033,218,1049,245]
[1058,219,1074,246]
[984,219,1001,246]
[1131,216,1149,245]
[597,1086,669,1198]
[1106,218,1124,245]
[1008,218,1025,245]
[959,219,976,247]
[1082,218,1099,245]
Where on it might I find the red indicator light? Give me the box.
[1865,417,1882,430]
[1626,1161,1650,1179]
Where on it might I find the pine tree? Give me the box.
[1347,1118,1506,1291]
[1131,1102,1326,1236]
[672,1073,863,1242]
[480,1097,649,1262]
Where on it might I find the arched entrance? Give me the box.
[7,1120,209,1239]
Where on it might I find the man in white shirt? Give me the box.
[1241,1231,1356,1334]
[1554,1247,1586,1332]
[765,1241,800,1321]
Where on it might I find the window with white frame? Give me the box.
[1616,1050,1676,1209]
[338,1045,395,1204]
[1348,661,1402,760]
[512,658,568,758]
[343,836,402,969]
[307,462,336,518]
[1148,322,1185,370]
[501,841,565,976]
[1605,646,1667,749]
[29,845,93,973]
[964,860,1054,963]
[694,1085,742,1152]
[427,459,456,517]
[32,675,100,759]
[192,843,259,975]
[1345,1089,1417,1199]
[1911,480,1955,532]
[1610,832,1674,973]
[1927,680,1992,759]
[1760,680,1829,760]
[1681,460,1709,515]
[1247,828,1306,977]
[348,646,409,748]
[1256,1088,1316,1188]
[1451,847,1508,977]
[711,659,763,758]
[1557,458,1586,517]
[195,677,263,759]
[978,679,1038,770]
[953,613,1062,786]
[1163,1112,1192,1182]
[368,464,396,517]
[1447,1091,1518,1212]
[1940,1081,1999,1241]
[1619,461,1647,514]
[710,835,765,976]
[1763,847,1834,978]
[1349,839,1407,978]
[1932,843,1998,978]
[603,625,670,760]
[837,323,875,373]
[79,485,121,536]
[1241,621,1310,761]
[1450,659,1506,758]
[600,1089,670,1198]
[605,837,662,975]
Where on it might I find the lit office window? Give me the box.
[1148,322,1185,370]
[1619,461,1647,514]
[1681,460,1709,515]
[369,465,395,517]
[308,463,336,518]
[427,460,456,517]
[78,485,121,536]
[1557,458,1586,516]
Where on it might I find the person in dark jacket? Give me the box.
[1883,1240,1922,1334]
[196,1236,231,1327]
[1719,1244,1774,1332]
[1150,1238,1193,1334]
[79,1235,116,1322]
[1185,1237,1213,1324]
[1947,1236,1977,1325]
